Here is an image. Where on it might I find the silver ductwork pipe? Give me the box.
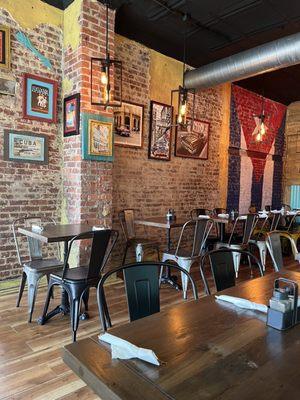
[184,32,300,90]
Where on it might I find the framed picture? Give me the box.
[4,130,48,164]
[23,73,58,123]
[82,113,114,162]
[175,117,210,159]
[63,93,80,136]
[0,26,10,69]
[148,101,173,161]
[114,101,143,148]
[0,76,15,96]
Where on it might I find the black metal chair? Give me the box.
[97,261,198,331]
[200,248,264,295]
[119,209,160,264]
[12,216,63,322]
[266,231,300,271]
[40,229,118,342]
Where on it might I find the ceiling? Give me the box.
[43,0,300,104]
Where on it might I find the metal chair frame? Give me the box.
[12,215,62,322]
[97,261,198,332]
[200,248,264,295]
[266,231,300,271]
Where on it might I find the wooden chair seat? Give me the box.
[24,258,63,272]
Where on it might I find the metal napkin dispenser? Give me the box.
[267,278,298,331]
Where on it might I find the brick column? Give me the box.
[62,0,114,227]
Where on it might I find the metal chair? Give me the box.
[12,216,63,322]
[40,229,118,342]
[97,261,198,331]
[161,218,214,299]
[266,231,300,271]
[119,209,160,264]
[216,214,258,277]
[200,248,264,295]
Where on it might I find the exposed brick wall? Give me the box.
[227,85,286,213]
[112,36,229,261]
[0,9,63,279]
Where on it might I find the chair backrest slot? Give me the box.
[124,264,160,321]
[119,209,136,241]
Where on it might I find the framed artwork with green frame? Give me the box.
[81,112,114,162]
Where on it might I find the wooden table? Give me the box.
[64,269,300,400]
[18,223,93,322]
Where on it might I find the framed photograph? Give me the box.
[114,101,143,148]
[63,93,80,136]
[4,130,48,164]
[0,76,15,95]
[148,101,173,161]
[0,26,10,69]
[82,113,114,162]
[175,117,210,159]
[23,73,58,123]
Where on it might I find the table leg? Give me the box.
[160,227,182,291]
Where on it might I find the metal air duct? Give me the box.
[184,32,300,90]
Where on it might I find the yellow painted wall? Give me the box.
[63,0,82,50]
[0,0,63,28]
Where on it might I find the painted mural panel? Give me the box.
[227,85,286,213]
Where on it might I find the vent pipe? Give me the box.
[184,32,300,90]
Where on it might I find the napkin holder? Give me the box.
[267,278,299,331]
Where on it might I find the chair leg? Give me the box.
[70,297,81,342]
[82,289,89,311]
[248,255,253,278]
[122,243,129,265]
[46,274,54,299]
[16,271,27,307]
[156,246,160,261]
[179,260,193,300]
[232,251,241,278]
[27,272,42,323]
[40,279,55,325]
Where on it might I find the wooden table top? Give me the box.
[18,223,94,243]
[63,269,300,400]
[134,216,229,229]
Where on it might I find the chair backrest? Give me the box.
[286,211,300,232]
[200,249,264,295]
[190,208,210,219]
[228,214,258,245]
[12,215,57,265]
[63,229,114,280]
[97,262,198,331]
[269,212,281,231]
[175,218,214,258]
[266,231,298,271]
[118,209,136,241]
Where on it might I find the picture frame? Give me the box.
[4,130,48,164]
[175,117,210,159]
[63,93,80,136]
[22,73,58,123]
[82,113,114,162]
[0,76,16,96]
[148,100,173,161]
[114,101,144,148]
[0,26,10,70]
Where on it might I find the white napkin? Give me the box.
[31,224,43,233]
[217,213,229,219]
[197,215,210,219]
[92,226,106,231]
[287,211,297,216]
[271,210,281,214]
[215,295,268,313]
[238,215,247,220]
[258,213,268,218]
[99,333,160,366]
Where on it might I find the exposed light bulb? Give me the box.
[256,132,262,142]
[104,86,110,103]
[177,113,183,124]
[179,101,187,116]
[260,121,266,136]
[101,70,108,85]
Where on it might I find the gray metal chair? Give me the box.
[161,218,214,299]
[97,261,198,331]
[216,214,258,277]
[12,216,63,322]
[266,231,300,271]
[119,209,160,263]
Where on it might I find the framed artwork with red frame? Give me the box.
[175,117,210,159]
[0,26,10,70]
[63,93,80,137]
[22,73,58,123]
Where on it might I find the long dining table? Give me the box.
[63,269,300,400]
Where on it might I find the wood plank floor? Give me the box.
[0,256,298,399]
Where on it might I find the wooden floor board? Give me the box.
[0,256,298,399]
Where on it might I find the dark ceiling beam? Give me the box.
[41,0,74,10]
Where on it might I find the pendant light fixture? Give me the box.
[253,94,267,143]
[90,0,122,108]
[171,15,196,129]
